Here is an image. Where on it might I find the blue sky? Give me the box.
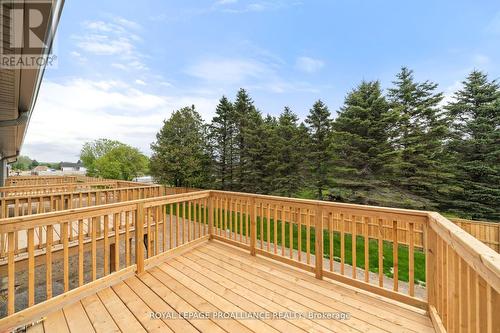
[23,0,500,161]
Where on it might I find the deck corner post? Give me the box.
[208,195,214,239]
[315,205,324,279]
[250,197,257,256]
[426,216,436,308]
[135,202,145,274]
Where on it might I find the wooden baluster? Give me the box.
[146,207,152,255]
[378,218,383,286]
[91,217,97,281]
[114,213,120,271]
[315,206,323,279]
[169,203,173,249]
[266,203,271,252]
[155,206,160,253]
[125,211,131,267]
[8,232,15,315]
[329,212,334,272]
[104,215,109,275]
[46,225,53,298]
[222,197,226,238]
[289,206,293,259]
[306,209,310,263]
[297,208,302,262]
[78,219,84,286]
[195,197,201,239]
[260,203,264,250]
[352,215,357,279]
[208,198,213,239]
[364,216,370,283]
[274,204,278,255]
[409,222,415,296]
[282,206,286,257]
[183,202,187,244]
[187,201,191,242]
[62,222,69,292]
[245,200,250,243]
[232,199,236,240]
[163,205,168,251]
[239,199,243,242]
[175,203,180,247]
[214,197,218,236]
[340,213,345,275]
[393,220,399,291]
[250,198,256,256]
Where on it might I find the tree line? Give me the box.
[151,68,499,221]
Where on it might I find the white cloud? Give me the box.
[216,0,301,14]
[135,79,147,86]
[295,56,325,74]
[73,16,147,71]
[22,79,219,161]
[472,54,490,66]
[186,58,271,84]
[214,0,238,5]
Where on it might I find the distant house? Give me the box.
[31,165,49,175]
[60,160,87,173]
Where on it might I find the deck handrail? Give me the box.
[0,190,499,333]
[426,212,500,332]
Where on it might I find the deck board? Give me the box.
[27,240,434,333]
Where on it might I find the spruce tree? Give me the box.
[387,67,450,207]
[271,107,304,196]
[234,89,257,190]
[305,100,332,199]
[331,81,397,201]
[210,96,237,190]
[445,70,500,220]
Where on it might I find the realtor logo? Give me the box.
[0,0,57,68]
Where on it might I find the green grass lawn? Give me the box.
[165,204,426,284]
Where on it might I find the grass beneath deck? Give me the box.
[165,204,426,284]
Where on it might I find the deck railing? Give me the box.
[0,180,151,197]
[0,190,210,321]
[427,213,500,332]
[210,191,428,308]
[5,176,79,186]
[0,185,164,219]
[0,190,498,333]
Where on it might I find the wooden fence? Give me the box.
[451,218,500,253]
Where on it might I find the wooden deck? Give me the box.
[26,241,434,333]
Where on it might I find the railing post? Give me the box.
[427,218,436,307]
[208,194,214,239]
[315,205,323,279]
[250,197,256,256]
[135,202,145,274]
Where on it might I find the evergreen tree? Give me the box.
[150,106,211,187]
[305,100,332,199]
[387,68,450,207]
[233,89,264,192]
[260,114,279,194]
[210,96,237,190]
[331,81,397,200]
[445,70,500,220]
[240,108,265,193]
[271,107,304,196]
